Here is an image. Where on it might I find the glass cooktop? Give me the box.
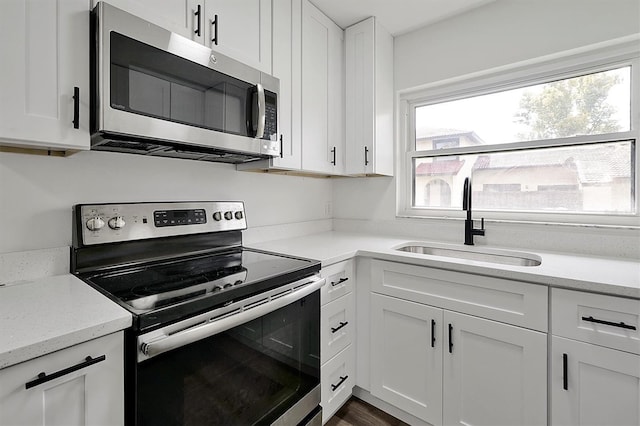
[80,248,319,330]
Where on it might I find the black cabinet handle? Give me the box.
[279,134,283,158]
[431,319,436,348]
[581,316,636,330]
[72,86,79,129]
[25,355,106,389]
[331,375,349,391]
[364,146,369,166]
[331,146,336,165]
[331,277,348,287]
[448,323,453,353]
[562,353,568,390]
[331,321,348,334]
[194,4,201,36]
[211,14,218,45]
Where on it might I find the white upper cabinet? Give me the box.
[0,0,90,152]
[300,0,345,175]
[200,0,272,73]
[345,17,393,176]
[269,0,302,169]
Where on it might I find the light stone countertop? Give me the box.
[249,231,640,299]
[0,274,132,369]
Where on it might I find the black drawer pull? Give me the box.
[562,353,568,390]
[25,355,106,389]
[331,375,349,391]
[72,86,80,129]
[448,323,453,353]
[431,319,436,348]
[364,146,369,166]
[211,14,218,45]
[331,146,336,165]
[331,321,349,333]
[581,316,636,330]
[279,134,283,158]
[194,4,201,36]
[331,277,348,287]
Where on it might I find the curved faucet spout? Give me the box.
[462,176,484,245]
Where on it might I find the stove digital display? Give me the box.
[154,209,206,227]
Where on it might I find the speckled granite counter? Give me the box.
[249,231,640,299]
[0,274,131,369]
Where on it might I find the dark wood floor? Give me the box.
[325,397,408,426]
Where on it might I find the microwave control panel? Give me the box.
[75,202,247,246]
[263,91,277,140]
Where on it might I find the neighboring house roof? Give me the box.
[415,159,466,175]
[415,127,485,145]
[471,143,631,184]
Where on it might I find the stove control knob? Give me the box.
[234,211,244,220]
[223,283,233,289]
[224,211,233,220]
[86,217,105,231]
[213,211,222,221]
[212,286,223,293]
[108,216,126,230]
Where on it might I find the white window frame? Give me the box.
[397,36,640,228]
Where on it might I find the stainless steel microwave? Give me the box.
[91,2,280,163]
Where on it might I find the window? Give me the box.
[400,43,639,226]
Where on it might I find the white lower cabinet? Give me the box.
[370,294,443,423]
[320,260,355,423]
[551,336,640,426]
[0,332,125,426]
[321,344,355,422]
[371,292,547,426]
[550,288,640,426]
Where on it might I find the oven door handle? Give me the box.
[139,276,325,360]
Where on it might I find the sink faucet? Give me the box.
[463,177,485,245]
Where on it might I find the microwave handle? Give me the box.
[255,83,266,139]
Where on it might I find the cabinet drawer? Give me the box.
[0,332,124,426]
[552,288,640,354]
[321,293,355,364]
[320,259,355,306]
[371,260,548,331]
[321,344,355,423]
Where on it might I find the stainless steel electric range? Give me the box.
[71,201,323,426]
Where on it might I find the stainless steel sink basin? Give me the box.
[396,244,542,267]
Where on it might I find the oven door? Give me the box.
[133,276,324,426]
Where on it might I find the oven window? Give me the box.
[135,290,320,425]
[109,32,255,137]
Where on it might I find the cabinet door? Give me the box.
[370,293,443,424]
[551,336,640,426]
[443,311,547,426]
[204,0,272,73]
[0,0,89,151]
[270,0,301,169]
[345,17,393,176]
[0,333,124,426]
[345,18,374,175]
[301,0,344,175]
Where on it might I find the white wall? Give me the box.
[333,0,640,259]
[0,151,333,253]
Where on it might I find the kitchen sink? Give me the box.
[395,243,542,267]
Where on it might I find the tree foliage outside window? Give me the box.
[515,71,623,139]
